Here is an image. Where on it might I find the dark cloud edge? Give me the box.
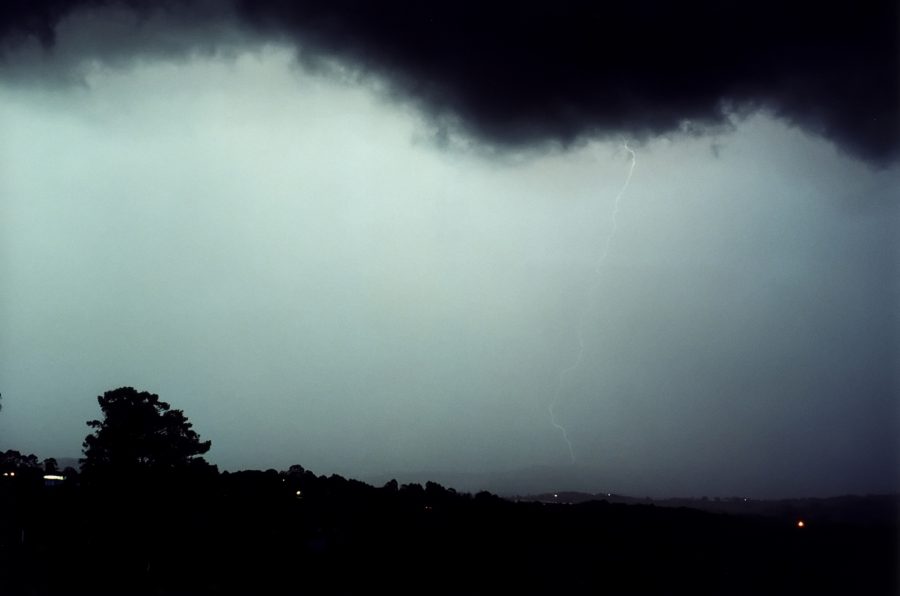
[1,0,898,166]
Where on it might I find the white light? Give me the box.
[43,475,65,481]
[548,142,637,463]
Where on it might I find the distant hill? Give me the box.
[517,491,900,526]
[364,464,615,496]
[55,457,81,471]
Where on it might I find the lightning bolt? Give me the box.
[548,141,637,463]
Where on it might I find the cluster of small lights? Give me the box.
[2,472,15,477]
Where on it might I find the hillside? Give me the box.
[1,465,896,595]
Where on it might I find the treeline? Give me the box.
[0,449,65,477]
[2,462,898,595]
[0,388,896,595]
[0,459,505,594]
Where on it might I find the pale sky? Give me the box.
[1,4,897,498]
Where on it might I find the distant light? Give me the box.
[295,490,302,497]
[43,475,65,481]
[553,493,558,498]
[8,472,14,477]
[607,493,611,497]
[797,520,805,528]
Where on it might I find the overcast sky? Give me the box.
[1,1,897,498]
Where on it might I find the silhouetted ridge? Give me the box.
[0,387,896,594]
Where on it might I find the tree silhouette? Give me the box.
[1,449,40,472]
[81,387,211,477]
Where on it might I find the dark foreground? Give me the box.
[1,469,897,595]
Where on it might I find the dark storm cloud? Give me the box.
[2,0,898,163]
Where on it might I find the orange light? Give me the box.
[797,520,805,528]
